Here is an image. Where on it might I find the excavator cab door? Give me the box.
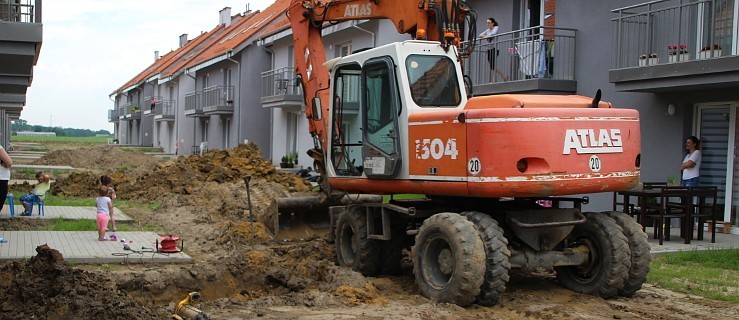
[361,56,402,179]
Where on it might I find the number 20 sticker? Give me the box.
[589,155,601,172]
[468,157,481,175]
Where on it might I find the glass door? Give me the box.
[697,104,736,226]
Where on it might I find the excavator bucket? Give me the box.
[265,192,383,241]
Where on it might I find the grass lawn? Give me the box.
[648,248,739,303]
[11,136,111,143]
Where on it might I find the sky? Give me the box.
[24,0,275,132]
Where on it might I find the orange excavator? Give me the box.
[279,0,649,307]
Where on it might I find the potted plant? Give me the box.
[647,53,659,65]
[280,155,294,168]
[291,151,299,165]
[638,54,647,67]
[667,177,679,186]
[668,44,689,63]
[699,43,721,59]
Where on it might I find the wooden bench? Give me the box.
[706,221,731,234]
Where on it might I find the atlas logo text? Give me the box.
[344,3,372,17]
[563,129,623,154]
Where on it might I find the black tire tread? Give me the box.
[606,211,651,297]
[413,212,485,306]
[461,211,511,306]
[335,206,381,276]
[555,212,630,298]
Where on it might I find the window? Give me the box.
[406,55,461,107]
[335,42,352,58]
[363,57,399,155]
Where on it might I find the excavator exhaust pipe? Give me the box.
[268,192,383,241]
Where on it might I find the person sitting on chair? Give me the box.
[19,172,51,216]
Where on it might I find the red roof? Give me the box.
[113,0,292,94]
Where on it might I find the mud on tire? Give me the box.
[555,212,630,298]
[335,206,381,276]
[461,211,511,306]
[605,211,651,297]
[413,212,485,307]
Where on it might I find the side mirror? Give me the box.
[312,97,322,120]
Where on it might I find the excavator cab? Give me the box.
[326,41,465,182]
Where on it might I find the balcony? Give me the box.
[108,109,118,122]
[609,0,739,93]
[184,91,206,117]
[462,26,577,96]
[0,0,42,112]
[154,100,175,122]
[143,96,160,116]
[123,102,141,120]
[260,67,304,108]
[203,85,234,115]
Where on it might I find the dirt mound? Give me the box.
[33,144,161,170]
[0,245,167,319]
[50,143,309,202]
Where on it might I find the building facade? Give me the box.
[109,0,739,231]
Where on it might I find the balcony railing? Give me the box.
[462,26,577,88]
[203,85,234,113]
[154,100,175,121]
[144,96,161,115]
[124,102,141,119]
[0,0,40,23]
[185,92,204,116]
[261,67,302,97]
[108,109,118,122]
[611,0,735,69]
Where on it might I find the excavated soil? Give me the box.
[1,143,738,319]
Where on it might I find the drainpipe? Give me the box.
[226,49,241,148]
[353,22,376,47]
[260,41,276,162]
[185,70,197,151]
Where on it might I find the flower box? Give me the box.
[647,57,659,65]
[698,50,722,59]
[668,53,690,63]
[638,59,647,67]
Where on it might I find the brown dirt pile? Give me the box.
[50,143,310,201]
[33,144,160,170]
[0,245,167,319]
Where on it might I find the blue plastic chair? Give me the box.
[6,194,14,217]
[27,196,45,216]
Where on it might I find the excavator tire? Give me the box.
[413,212,485,307]
[461,211,511,306]
[605,211,651,297]
[555,212,630,299]
[335,206,381,276]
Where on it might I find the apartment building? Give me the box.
[109,0,739,231]
[0,0,42,148]
[109,1,290,157]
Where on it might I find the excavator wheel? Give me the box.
[605,211,651,297]
[555,212,630,299]
[335,206,381,276]
[461,211,511,306]
[413,212,485,307]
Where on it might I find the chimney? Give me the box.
[179,34,188,47]
[154,50,160,61]
[219,7,232,27]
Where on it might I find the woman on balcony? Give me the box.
[479,18,507,82]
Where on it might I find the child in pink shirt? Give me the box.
[96,185,113,241]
